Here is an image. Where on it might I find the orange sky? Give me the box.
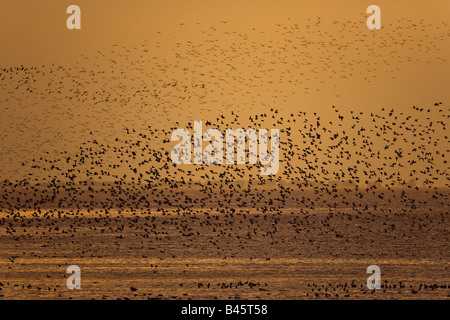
[0,1,448,65]
[0,1,449,185]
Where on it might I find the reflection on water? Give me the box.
[1,199,448,299]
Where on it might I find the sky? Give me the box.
[0,0,448,185]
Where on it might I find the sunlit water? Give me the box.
[1,194,449,300]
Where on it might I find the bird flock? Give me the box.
[0,17,449,299]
